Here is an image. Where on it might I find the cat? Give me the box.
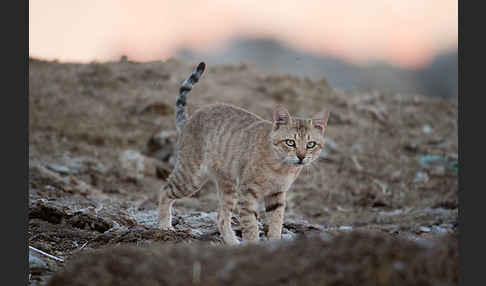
[158,62,330,245]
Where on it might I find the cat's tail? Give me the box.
[175,62,206,132]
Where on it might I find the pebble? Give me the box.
[422,124,433,134]
[419,226,431,233]
[379,209,403,217]
[430,166,446,176]
[350,143,364,153]
[413,172,429,184]
[119,150,146,180]
[46,164,71,175]
[431,226,448,234]
[119,150,160,180]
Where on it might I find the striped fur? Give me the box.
[158,63,330,245]
[175,62,206,132]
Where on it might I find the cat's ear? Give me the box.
[272,105,292,130]
[313,110,330,134]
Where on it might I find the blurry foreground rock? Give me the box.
[48,231,458,286]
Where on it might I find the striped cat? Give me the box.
[158,62,330,245]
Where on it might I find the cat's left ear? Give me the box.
[313,110,330,134]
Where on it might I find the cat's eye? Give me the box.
[307,141,317,149]
[285,139,296,147]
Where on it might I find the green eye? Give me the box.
[307,141,317,149]
[285,139,296,147]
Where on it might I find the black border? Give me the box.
[457,0,464,285]
[5,0,28,284]
[457,0,461,282]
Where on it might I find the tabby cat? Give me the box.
[158,62,330,245]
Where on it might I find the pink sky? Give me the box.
[29,0,457,69]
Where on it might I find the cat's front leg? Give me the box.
[238,187,260,242]
[264,191,286,240]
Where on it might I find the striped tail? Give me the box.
[175,62,206,132]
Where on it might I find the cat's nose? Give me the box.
[297,154,305,162]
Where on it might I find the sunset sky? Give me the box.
[29,0,457,69]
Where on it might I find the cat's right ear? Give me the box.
[272,105,291,130]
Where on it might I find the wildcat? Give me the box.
[158,62,330,245]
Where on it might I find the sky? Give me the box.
[29,0,458,69]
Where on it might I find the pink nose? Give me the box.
[297,154,305,161]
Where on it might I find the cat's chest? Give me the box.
[252,168,301,193]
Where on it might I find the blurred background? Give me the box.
[30,0,458,98]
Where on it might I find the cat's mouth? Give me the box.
[293,158,310,166]
[282,155,311,166]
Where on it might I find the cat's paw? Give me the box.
[224,238,241,246]
[221,231,241,246]
[157,222,175,231]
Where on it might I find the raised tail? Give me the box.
[175,62,206,132]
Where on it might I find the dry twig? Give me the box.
[29,245,64,262]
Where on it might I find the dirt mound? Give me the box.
[28,58,458,285]
[48,231,458,286]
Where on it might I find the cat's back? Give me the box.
[179,103,270,167]
[188,103,266,131]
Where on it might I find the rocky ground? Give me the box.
[28,58,458,285]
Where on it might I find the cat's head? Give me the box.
[270,105,330,166]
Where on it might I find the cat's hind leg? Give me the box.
[215,178,239,245]
[158,165,207,230]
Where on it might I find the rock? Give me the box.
[47,156,107,175]
[119,150,162,180]
[29,252,49,271]
[338,226,353,231]
[30,163,95,195]
[69,156,107,174]
[379,209,403,217]
[413,172,429,184]
[418,154,456,174]
[426,137,446,145]
[448,153,458,160]
[403,142,418,152]
[418,154,446,167]
[431,226,449,234]
[46,164,71,175]
[350,143,364,153]
[419,226,431,233]
[430,166,446,176]
[422,124,433,134]
[146,130,177,163]
[390,170,402,182]
[156,163,172,180]
[142,156,165,177]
